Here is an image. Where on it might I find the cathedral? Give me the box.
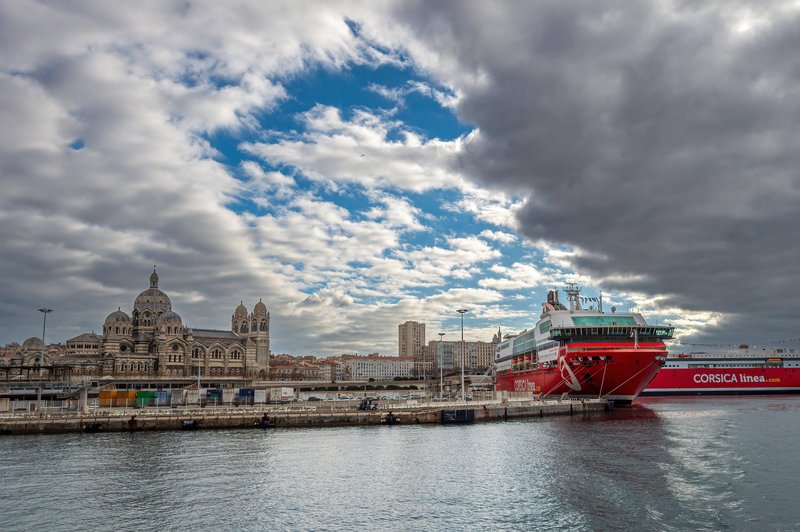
[23,269,270,380]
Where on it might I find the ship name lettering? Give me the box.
[692,373,767,384]
[693,373,737,384]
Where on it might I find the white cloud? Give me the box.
[479,229,517,244]
[364,192,426,231]
[442,185,523,229]
[242,104,467,192]
[368,80,459,108]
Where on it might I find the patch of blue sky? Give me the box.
[68,138,85,150]
[209,60,466,162]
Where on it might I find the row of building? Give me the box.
[0,271,501,383]
[398,320,501,377]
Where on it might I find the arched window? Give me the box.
[260,321,267,332]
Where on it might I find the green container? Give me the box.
[135,390,156,407]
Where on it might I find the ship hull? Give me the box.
[643,366,800,396]
[495,344,665,404]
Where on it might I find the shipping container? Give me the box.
[135,390,156,407]
[206,388,223,406]
[171,390,187,406]
[186,390,199,406]
[154,390,172,406]
[222,388,235,405]
[238,388,255,405]
[254,389,267,404]
[98,390,117,407]
[116,390,138,407]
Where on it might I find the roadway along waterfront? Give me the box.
[0,397,609,434]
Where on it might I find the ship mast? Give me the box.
[564,282,582,312]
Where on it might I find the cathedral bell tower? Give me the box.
[250,298,270,369]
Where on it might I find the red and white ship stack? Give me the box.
[643,344,800,396]
[495,284,674,405]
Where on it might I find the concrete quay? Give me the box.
[0,398,611,435]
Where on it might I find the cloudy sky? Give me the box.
[2,1,799,355]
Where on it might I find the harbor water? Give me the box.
[2,396,799,530]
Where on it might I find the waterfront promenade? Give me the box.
[0,397,609,435]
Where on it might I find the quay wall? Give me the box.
[0,399,610,435]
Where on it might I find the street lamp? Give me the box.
[437,332,445,398]
[36,308,52,410]
[457,309,469,401]
[38,308,53,378]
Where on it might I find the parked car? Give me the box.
[358,397,379,411]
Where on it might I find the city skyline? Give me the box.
[2,2,800,355]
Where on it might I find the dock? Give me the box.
[0,398,611,435]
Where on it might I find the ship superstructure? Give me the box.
[495,284,673,404]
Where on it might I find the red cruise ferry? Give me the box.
[643,345,800,396]
[495,284,674,405]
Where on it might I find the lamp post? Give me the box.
[456,309,469,401]
[36,308,53,409]
[437,332,445,398]
[197,354,202,407]
[37,308,53,378]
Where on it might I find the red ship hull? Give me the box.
[495,343,666,404]
[643,366,800,395]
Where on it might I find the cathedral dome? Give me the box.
[253,299,267,316]
[134,288,172,313]
[234,302,248,318]
[156,311,182,324]
[104,308,131,325]
[134,269,171,313]
[22,336,44,351]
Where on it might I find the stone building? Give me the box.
[9,269,271,380]
[398,320,426,359]
[427,329,502,373]
[342,354,415,381]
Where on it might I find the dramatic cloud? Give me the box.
[5,0,795,356]
[380,0,800,344]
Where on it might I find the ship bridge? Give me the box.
[551,323,674,341]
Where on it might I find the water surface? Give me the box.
[2,397,798,530]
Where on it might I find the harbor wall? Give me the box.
[0,399,610,435]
